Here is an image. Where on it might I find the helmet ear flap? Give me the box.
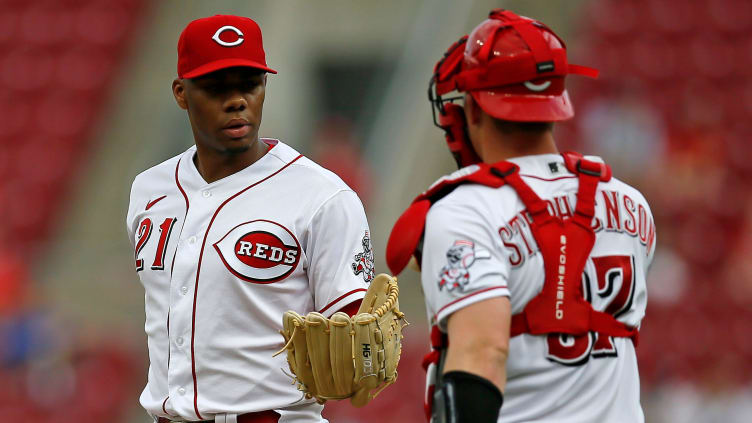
[439,104,481,168]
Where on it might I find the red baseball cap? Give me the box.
[177,15,277,79]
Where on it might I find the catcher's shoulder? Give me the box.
[426,186,490,230]
[601,172,653,216]
[423,166,494,222]
[573,153,652,207]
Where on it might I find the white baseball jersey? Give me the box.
[421,154,656,423]
[126,140,374,422]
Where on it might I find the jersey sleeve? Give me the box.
[421,200,510,332]
[645,202,657,270]
[125,177,140,249]
[305,190,371,317]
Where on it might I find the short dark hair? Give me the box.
[492,119,554,134]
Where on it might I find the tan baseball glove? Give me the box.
[274,274,406,407]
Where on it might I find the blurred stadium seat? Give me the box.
[0,0,145,259]
[575,0,752,401]
[0,0,146,421]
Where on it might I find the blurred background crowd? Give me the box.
[1,0,750,421]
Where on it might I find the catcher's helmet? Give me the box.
[429,9,598,167]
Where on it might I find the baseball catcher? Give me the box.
[274,273,406,407]
[385,8,655,423]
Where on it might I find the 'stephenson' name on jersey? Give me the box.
[499,189,656,268]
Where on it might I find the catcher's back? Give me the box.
[420,154,656,422]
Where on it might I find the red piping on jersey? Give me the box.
[171,157,191,276]
[166,312,170,369]
[319,288,368,314]
[189,154,303,420]
[167,157,192,380]
[433,285,508,321]
[162,396,173,416]
[337,299,363,317]
[520,174,577,182]
[175,158,190,210]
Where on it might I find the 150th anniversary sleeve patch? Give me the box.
[438,240,490,292]
[351,230,375,283]
[213,219,301,283]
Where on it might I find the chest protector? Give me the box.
[386,152,639,344]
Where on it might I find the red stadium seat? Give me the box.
[733,36,752,77]
[0,93,31,137]
[0,0,146,260]
[19,3,75,46]
[646,0,697,34]
[585,0,637,37]
[56,48,114,91]
[707,0,752,34]
[627,35,679,81]
[0,10,20,46]
[577,39,623,82]
[36,93,93,137]
[0,48,56,91]
[74,3,132,46]
[688,33,736,79]
[725,125,752,173]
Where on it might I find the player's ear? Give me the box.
[173,78,188,110]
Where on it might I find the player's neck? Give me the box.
[193,139,269,183]
[478,130,558,163]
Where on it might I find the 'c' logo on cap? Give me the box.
[212,25,244,47]
[523,80,551,92]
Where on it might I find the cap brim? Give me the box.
[471,89,574,122]
[181,58,277,79]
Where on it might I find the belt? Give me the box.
[157,410,280,423]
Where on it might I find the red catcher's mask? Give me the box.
[428,9,598,168]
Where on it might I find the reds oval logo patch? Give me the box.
[213,220,301,283]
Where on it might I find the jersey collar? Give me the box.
[177,139,301,194]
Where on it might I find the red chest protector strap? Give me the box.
[491,156,638,345]
[386,152,638,336]
[386,164,507,275]
[390,153,636,422]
